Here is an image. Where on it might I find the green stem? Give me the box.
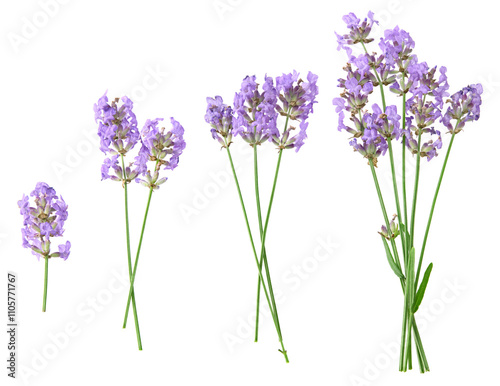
[42,255,48,312]
[369,160,429,372]
[409,131,423,248]
[398,294,408,371]
[402,138,409,255]
[257,149,288,360]
[412,317,429,372]
[402,131,422,370]
[387,140,407,263]
[401,93,409,243]
[368,160,402,273]
[224,142,288,363]
[253,144,266,343]
[123,186,153,335]
[415,130,457,286]
[369,159,407,370]
[120,155,142,350]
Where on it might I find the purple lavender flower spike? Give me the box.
[272,71,318,151]
[133,117,186,190]
[379,26,415,68]
[205,95,235,148]
[442,84,483,133]
[233,74,279,146]
[94,92,142,184]
[18,182,71,261]
[335,11,379,58]
[94,92,140,156]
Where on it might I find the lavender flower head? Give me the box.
[205,96,235,148]
[336,11,378,58]
[272,71,319,152]
[94,92,140,155]
[18,182,71,261]
[233,75,278,145]
[442,84,483,133]
[95,92,141,182]
[134,118,186,190]
[378,26,415,69]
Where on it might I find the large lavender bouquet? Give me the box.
[17,182,71,312]
[95,93,186,350]
[205,71,318,362]
[333,12,482,372]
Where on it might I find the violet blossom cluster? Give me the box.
[94,92,141,182]
[18,182,71,261]
[206,71,318,152]
[442,84,483,133]
[134,117,186,190]
[333,11,482,164]
[95,93,186,189]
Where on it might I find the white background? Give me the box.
[1,0,498,385]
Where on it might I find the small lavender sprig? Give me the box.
[18,182,71,312]
[95,92,142,350]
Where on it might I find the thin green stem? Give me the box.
[401,80,410,261]
[123,186,153,334]
[398,295,407,370]
[387,140,407,262]
[224,142,288,362]
[412,317,429,371]
[257,149,288,360]
[120,155,142,350]
[402,138,409,254]
[369,160,429,372]
[409,131,423,248]
[42,255,48,312]
[253,144,266,342]
[415,130,457,285]
[368,160,402,273]
[403,249,415,371]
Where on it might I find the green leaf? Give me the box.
[412,262,433,313]
[381,236,404,279]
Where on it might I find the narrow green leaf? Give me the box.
[381,236,404,279]
[412,262,433,313]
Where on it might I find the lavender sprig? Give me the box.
[95,92,186,350]
[18,182,71,312]
[95,92,143,349]
[333,11,482,373]
[205,71,318,362]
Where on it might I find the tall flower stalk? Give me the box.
[18,182,71,312]
[333,11,482,372]
[205,71,318,362]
